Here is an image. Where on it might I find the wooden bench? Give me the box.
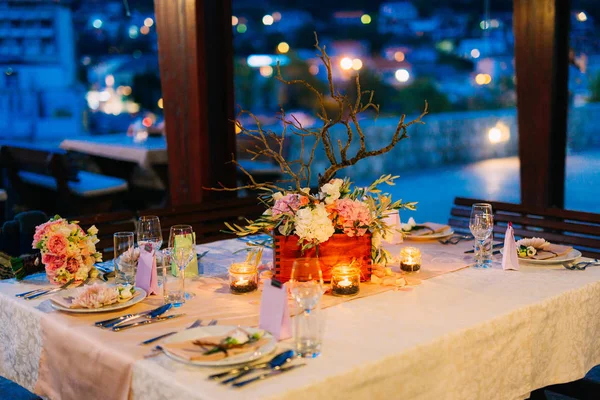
[0,145,128,217]
[449,197,600,259]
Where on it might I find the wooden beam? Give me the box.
[514,0,570,208]
[154,0,236,206]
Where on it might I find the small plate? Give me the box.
[405,229,455,241]
[500,249,582,265]
[50,286,147,313]
[161,326,276,367]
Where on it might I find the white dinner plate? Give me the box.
[405,229,455,241]
[50,286,147,313]
[500,249,583,265]
[161,325,276,367]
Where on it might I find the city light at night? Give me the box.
[237,23,247,33]
[232,16,238,26]
[471,49,481,58]
[92,19,102,29]
[340,57,353,70]
[352,58,363,70]
[262,15,274,25]
[395,69,410,82]
[361,14,372,25]
[277,42,290,54]
[144,18,154,27]
[577,12,588,22]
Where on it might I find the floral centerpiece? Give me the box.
[32,216,102,284]
[211,35,427,281]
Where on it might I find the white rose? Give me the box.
[294,204,335,244]
[401,217,417,232]
[320,181,342,205]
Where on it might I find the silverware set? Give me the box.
[563,259,600,270]
[95,303,185,332]
[208,350,305,388]
[141,318,216,345]
[438,234,474,245]
[16,277,92,300]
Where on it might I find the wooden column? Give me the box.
[514,0,570,208]
[154,0,236,206]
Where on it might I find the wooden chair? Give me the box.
[0,145,128,217]
[139,197,264,245]
[449,197,600,259]
[77,211,137,261]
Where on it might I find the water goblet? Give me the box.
[289,257,324,358]
[168,225,196,305]
[469,203,494,268]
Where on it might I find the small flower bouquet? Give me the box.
[226,175,415,266]
[211,35,427,282]
[32,216,102,284]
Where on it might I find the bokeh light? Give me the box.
[340,57,353,70]
[277,42,290,54]
[395,69,410,82]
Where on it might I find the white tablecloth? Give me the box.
[2,238,600,400]
[60,135,167,167]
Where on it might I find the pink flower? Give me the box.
[46,234,68,256]
[272,194,309,216]
[32,219,64,247]
[331,198,373,237]
[65,257,81,273]
[42,253,66,270]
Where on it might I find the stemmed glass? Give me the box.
[469,203,494,268]
[114,232,135,284]
[167,225,196,306]
[137,216,163,252]
[290,257,324,358]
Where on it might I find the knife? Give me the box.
[23,279,77,300]
[232,363,306,388]
[97,303,173,328]
[17,279,75,298]
[464,243,503,254]
[112,313,186,332]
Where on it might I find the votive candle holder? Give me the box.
[400,247,422,273]
[229,262,258,294]
[330,265,360,296]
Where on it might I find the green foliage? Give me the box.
[394,78,453,114]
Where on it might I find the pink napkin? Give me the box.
[502,224,519,270]
[135,245,159,295]
[259,279,291,341]
[383,210,403,244]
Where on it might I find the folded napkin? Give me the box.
[502,224,519,270]
[383,211,403,244]
[532,244,573,260]
[161,334,270,362]
[410,222,451,236]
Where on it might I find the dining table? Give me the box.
[1,237,600,400]
[59,135,168,190]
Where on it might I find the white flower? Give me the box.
[526,246,537,257]
[320,180,342,205]
[294,204,335,244]
[401,217,417,232]
[272,192,283,201]
[87,225,98,236]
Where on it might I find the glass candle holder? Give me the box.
[330,265,360,296]
[229,262,258,294]
[400,247,422,272]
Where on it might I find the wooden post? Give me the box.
[514,0,570,208]
[154,0,236,206]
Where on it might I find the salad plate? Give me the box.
[500,248,582,265]
[405,229,454,241]
[50,285,147,313]
[161,326,276,367]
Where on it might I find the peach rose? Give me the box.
[47,234,68,256]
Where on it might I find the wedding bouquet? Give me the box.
[32,216,102,284]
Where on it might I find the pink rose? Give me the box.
[46,234,68,256]
[65,257,81,273]
[42,253,66,270]
[272,194,309,216]
[32,219,65,247]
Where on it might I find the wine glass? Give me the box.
[290,257,324,358]
[168,225,196,305]
[137,216,163,252]
[469,203,494,268]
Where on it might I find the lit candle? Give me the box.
[331,265,360,296]
[400,247,422,273]
[229,262,258,294]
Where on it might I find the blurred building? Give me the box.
[0,0,84,140]
[378,2,419,36]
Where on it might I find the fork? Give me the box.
[563,259,600,270]
[140,318,216,345]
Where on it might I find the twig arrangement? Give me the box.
[210,33,428,197]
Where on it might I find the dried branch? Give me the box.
[206,33,428,197]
